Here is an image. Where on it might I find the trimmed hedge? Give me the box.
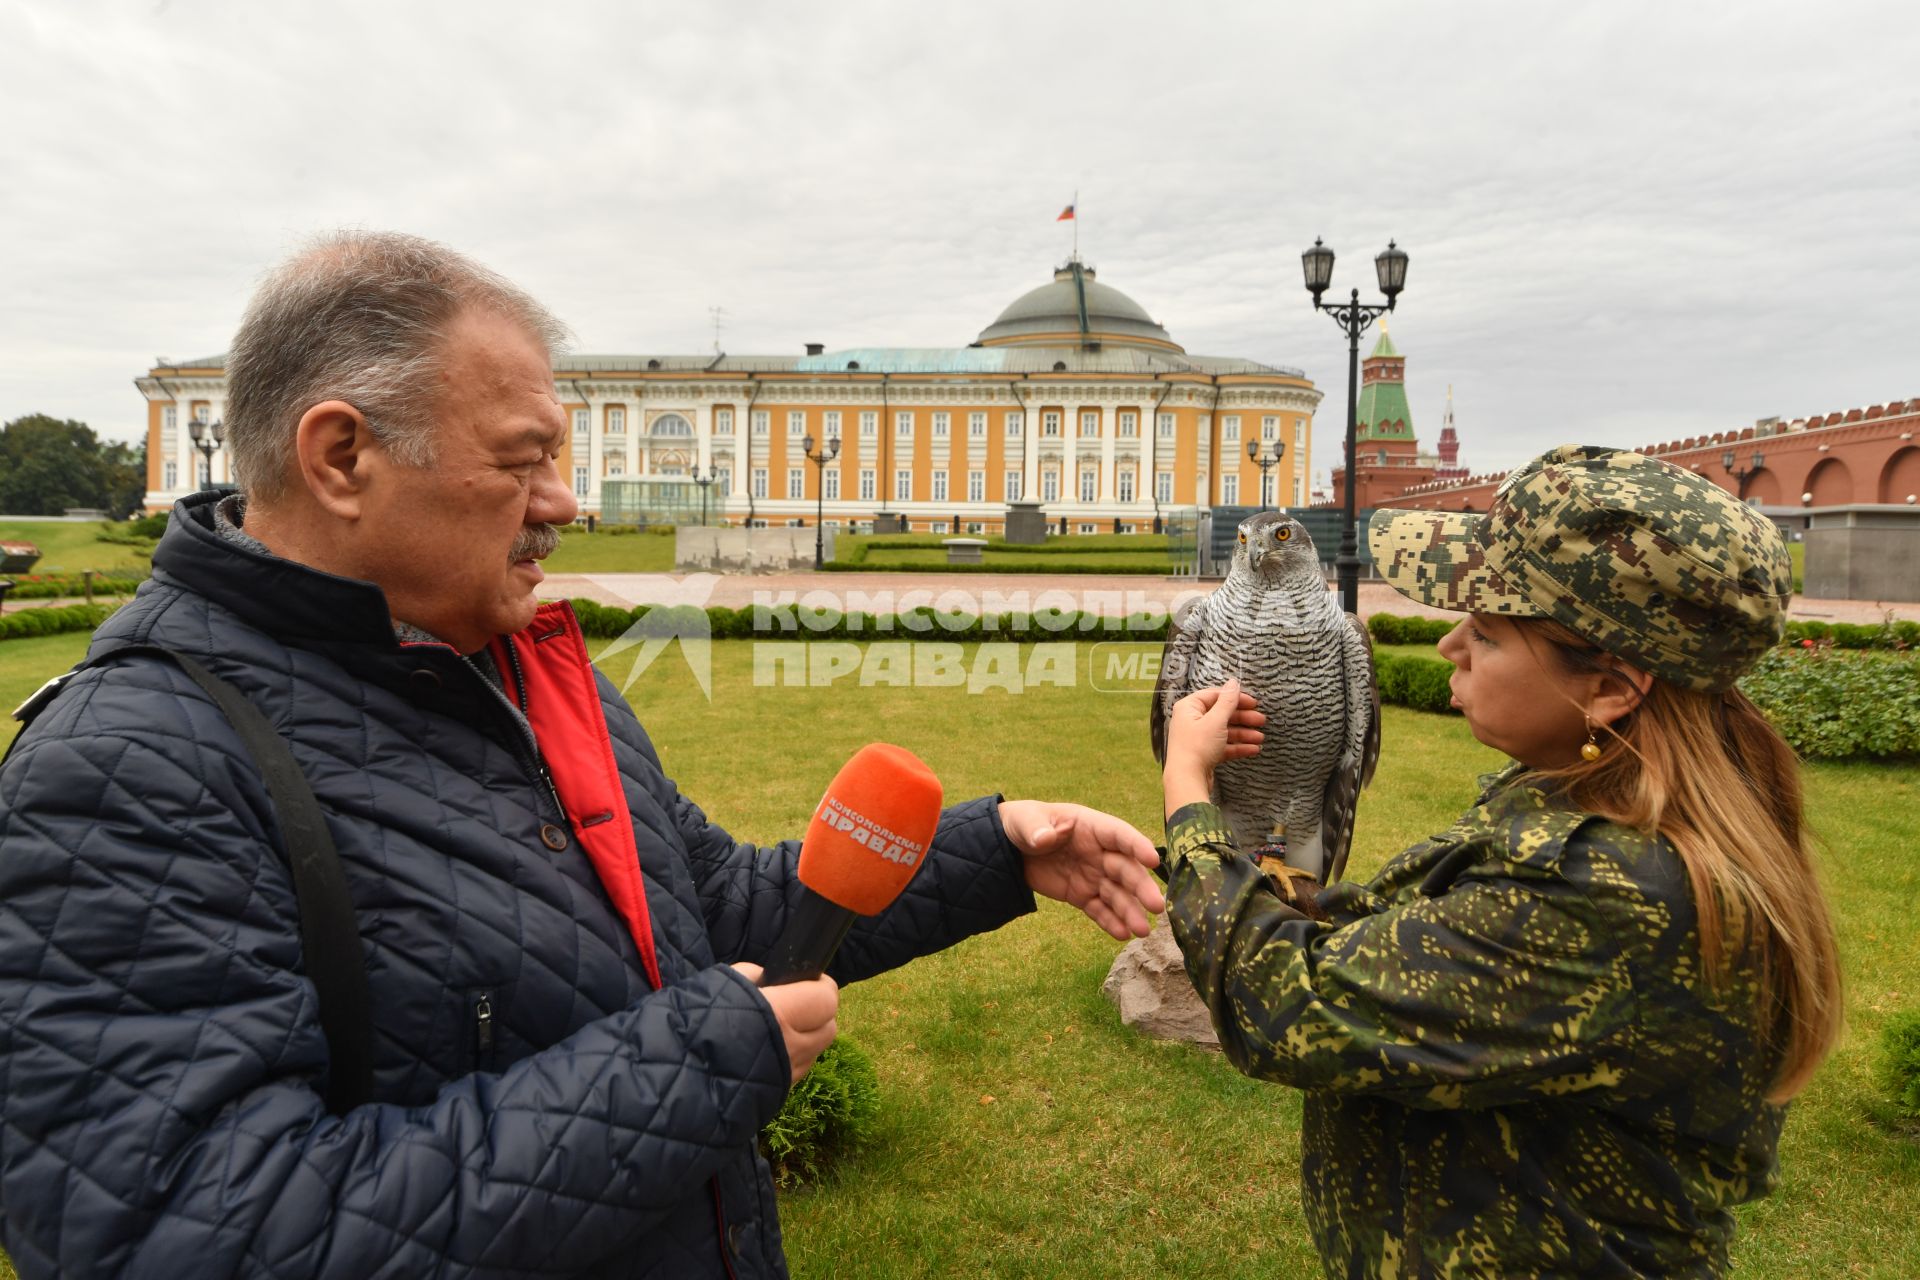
[3,572,147,600]
[760,1037,880,1188]
[1367,614,1454,645]
[0,603,118,640]
[1783,619,1919,650]
[1374,651,1457,714]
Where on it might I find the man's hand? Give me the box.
[732,963,839,1084]
[1163,681,1266,814]
[999,801,1165,939]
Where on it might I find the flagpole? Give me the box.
[1073,189,1079,260]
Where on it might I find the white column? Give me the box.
[1098,402,1116,503]
[1021,396,1038,502]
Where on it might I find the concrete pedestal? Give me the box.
[1003,501,1047,545]
[1803,505,1920,603]
[871,513,905,535]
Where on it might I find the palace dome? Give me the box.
[976,263,1180,351]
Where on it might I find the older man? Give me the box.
[0,232,1163,1279]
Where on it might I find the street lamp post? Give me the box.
[802,432,841,570]
[1245,438,1285,510]
[1302,237,1408,615]
[188,418,226,490]
[1722,448,1765,501]
[692,463,717,526]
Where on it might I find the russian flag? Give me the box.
[1056,204,1076,222]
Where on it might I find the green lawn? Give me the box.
[0,519,154,575]
[542,529,677,574]
[1,633,1915,1276]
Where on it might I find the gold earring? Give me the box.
[1581,716,1602,762]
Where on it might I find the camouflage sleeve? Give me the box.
[1164,803,1637,1109]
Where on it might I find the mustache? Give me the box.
[509,523,562,563]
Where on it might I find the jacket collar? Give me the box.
[153,491,418,649]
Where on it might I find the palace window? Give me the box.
[1263,416,1278,442]
[573,409,589,435]
[967,470,985,502]
[896,411,913,437]
[607,458,625,477]
[860,411,878,437]
[715,409,733,432]
[163,460,178,489]
[1294,477,1305,505]
[163,406,177,432]
[1221,415,1239,444]
[895,469,912,501]
[859,469,876,501]
[788,411,806,437]
[823,411,841,435]
[1079,470,1096,503]
[1261,474,1275,506]
[1117,470,1134,503]
[1155,471,1173,503]
[1118,411,1137,438]
[1006,411,1023,436]
[932,472,948,502]
[1295,421,1306,447]
[930,522,948,534]
[1004,471,1022,501]
[824,469,840,501]
[607,407,625,434]
[932,412,950,438]
[752,468,768,498]
[1157,413,1175,438]
[574,466,589,496]
[752,411,769,436]
[1077,523,1097,535]
[969,411,987,438]
[787,468,804,499]
[1042,470,1059,502]
[1080,411,1099,438]
[716,466,732,493]
[1042,412,1061,438]
[1221,474,1238,504]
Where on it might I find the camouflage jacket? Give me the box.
[1165,767,1783,1279]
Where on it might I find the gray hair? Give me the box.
[224,230,569,502]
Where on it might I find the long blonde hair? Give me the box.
[1520,619,1842,1102]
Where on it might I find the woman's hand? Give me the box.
[1162,680,1265,814]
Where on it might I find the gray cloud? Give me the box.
[2,0,1914,485]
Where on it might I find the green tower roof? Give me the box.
[1368,328,1400,359]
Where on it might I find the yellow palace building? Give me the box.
[137,259,1321,533]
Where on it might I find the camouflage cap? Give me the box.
[1367,444,1792,691]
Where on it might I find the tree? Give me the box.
[0,414,146,518]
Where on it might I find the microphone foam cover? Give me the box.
[797,743,944,915]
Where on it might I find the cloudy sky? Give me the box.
[3,0,1915,483]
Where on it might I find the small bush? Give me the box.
[1739,649,1920,760]
[760,1037,881,1189]
[1374,651,1457,714]
[1875,1011,1920,1123]
[1782,618,1918,650]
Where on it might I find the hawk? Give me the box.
[1151,512,1381,912]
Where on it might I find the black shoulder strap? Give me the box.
[7,645,373,1113]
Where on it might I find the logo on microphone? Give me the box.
[817,794,926,867]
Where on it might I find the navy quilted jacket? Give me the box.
[0,494,1035,1279]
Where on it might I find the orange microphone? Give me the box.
[758,743,944,987]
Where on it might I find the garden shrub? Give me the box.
[1782,618,1918,650]
[1874,1011,1920,1123]
[1738,649,1920,760]
[760,1037,881,1189]
[2,572,147,600]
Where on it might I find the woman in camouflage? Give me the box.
[1159,445,1843,1279]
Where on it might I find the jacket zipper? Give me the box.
[474,992,495,1069]
[461,647,566,823]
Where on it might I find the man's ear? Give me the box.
[1589,659,1655,730]
[292,401,381,518]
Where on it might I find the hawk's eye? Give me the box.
[1274,527,1291,542]
[1238,532,1247,544]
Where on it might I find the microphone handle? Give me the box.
[757,888,858,987]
